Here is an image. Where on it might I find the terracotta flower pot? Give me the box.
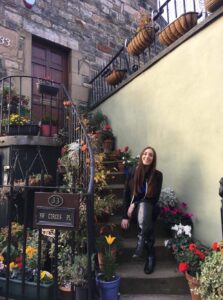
[103,139,113,154]
[159,12,198,47]
[205,0,223,12]
[185,271,201,300]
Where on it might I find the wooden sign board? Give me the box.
[34,192,80,229]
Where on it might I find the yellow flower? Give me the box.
[9,262,17,269]
[26,246,37,259]
[105,235,116,246]
[40,270,53,280]
[0,255,4,262]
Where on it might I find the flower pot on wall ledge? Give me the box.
[127,26,155,56]
[105,69,127,86]
[37,82,59,96]
[0,277,53,300]
[159,12,198,47]
[205,0,223,12]
[4,124,39,136]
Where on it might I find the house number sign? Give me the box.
[0,26,18,57]
[0,35,11,47]
[34,192,80,229]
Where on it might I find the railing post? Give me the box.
[219,177,223,238]
[86,192,96,300]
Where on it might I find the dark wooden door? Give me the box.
[31,37,69,124]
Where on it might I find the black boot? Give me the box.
[144,247,156,274]
[132,233,144,260]
[144,255,156,274]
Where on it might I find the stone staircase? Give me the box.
[102,158,191,299]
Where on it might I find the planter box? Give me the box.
[5,124,39,136]
[37,82,59,96]
[0,277,53,300]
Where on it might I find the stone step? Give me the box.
[106,172,126,185]
[117,260,190,295]
[119,238,174,262]
[103,160,120,171]
[120,294,191,300]
[102,184,124,198]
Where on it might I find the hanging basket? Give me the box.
[105,69,127,86]
[159,12,198,47]
[204,0,223,12]
[127,26,155,56]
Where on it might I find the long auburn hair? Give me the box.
[133,146,157,196]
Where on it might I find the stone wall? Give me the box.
[0,0,157,84]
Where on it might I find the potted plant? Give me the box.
[36,78,59,96]
[99,124,115,154]
[40,117,58,137]
[127,12,155,56]
[88,110,107,132]
[0,223,52,300]
[96,235,121,300]
[72,254,88,300]
[195,240,223,299]
[96,224,122,272]
[176,242,210,300]
[159,200,193,230]
[28,173,53,186]
[1,114,39,136]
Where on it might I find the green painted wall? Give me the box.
[96,16,223,246]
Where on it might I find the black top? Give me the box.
[123,166,163,219]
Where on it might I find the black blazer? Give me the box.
[123,166,163,219]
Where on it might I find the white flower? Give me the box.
[158,187,178,208]
[164,240,169,247]
[171,223,192,237]
[68,142,79,151]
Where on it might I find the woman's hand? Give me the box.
[121,218,130,230]
[127,203,135,218]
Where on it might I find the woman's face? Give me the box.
[141,148,154,165]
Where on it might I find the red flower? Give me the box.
[195,249,205,260]
[189,243,196,251]
[178,262,189,273]
[17,263,23,269]
[15,257,22,263]
[124,146,129,152]
[212,242,219,251]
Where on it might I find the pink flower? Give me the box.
[184,213,193,218]
[181,202,188,209]
[104,124,111,131]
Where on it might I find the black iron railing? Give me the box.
[0,75,65,136]
[0,76,95,300]
[88,0,206,109]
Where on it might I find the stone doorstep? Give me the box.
[120,295,191,300]
[119,276,190,295]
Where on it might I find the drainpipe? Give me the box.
[218,177,223,238]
